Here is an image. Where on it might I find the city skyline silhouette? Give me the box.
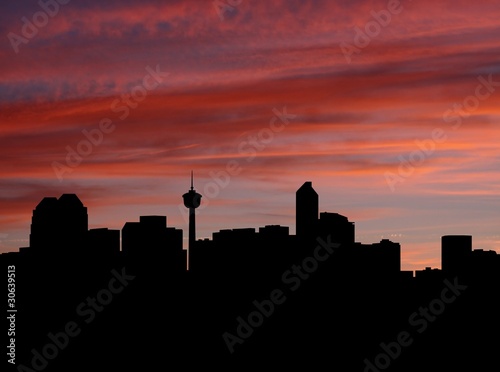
[2,180,500,371]
[7,180,498,272]
[2,1,500,371]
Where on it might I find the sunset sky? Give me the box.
[1,0,500,271]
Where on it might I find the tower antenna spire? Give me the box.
[190,170,194,190]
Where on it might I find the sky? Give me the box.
[1,0,500,271]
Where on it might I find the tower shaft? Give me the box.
[189,207,196,250]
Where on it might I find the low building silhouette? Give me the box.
[122,215,185,272]
[87,228,120,257]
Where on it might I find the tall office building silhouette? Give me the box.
[296,181,318,239]
[30,194,88,253]
[183,171,202,269]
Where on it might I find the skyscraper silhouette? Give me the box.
[29,194,88,253]
[296,181,318,239]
